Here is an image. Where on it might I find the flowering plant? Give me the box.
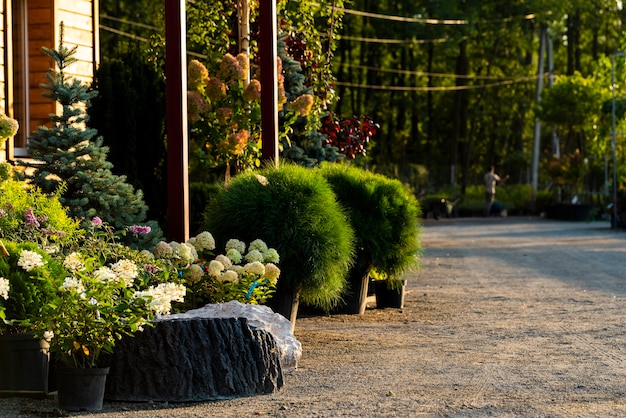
[187,53,264,182]
[24,218,186,368]
[151,232,280,310]
[0,164,81,248]
[320,114,378,159]
[0,240,64,334]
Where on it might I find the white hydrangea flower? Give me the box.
[153,241,173,258]
[225,239,246,254]
[187,264,205,282]
[88,297,99,306]
[63,252,85,272]
[193,231,216,251]
[61,276,85,293]
[243,261,265,276]
[208,260,225,276]
[0,277,9,300]
[263,263,281,285]
[248,239,268,253]
[214,254,232,269]
[133,283,186,316]
[226,248,242,264]
[263,248,280,263]
[18,250,45,271]
[110,259,139,287]
[93,266,117,283]
[43,245,59,254]
[231,265,244,275]
[221,270,239,283]
[245,249,264,263]
[171,242,197,264]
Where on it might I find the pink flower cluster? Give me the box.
[129,225,152,236]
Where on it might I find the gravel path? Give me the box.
[1,217,625,417]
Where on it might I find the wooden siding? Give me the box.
[28,0,96,140]
[2,0,97,161]
[56,0,95,81]
[28,0,55,135]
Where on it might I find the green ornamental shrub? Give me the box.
[0,164,81,247]
[0,241,65,333]
[19,25,149,231]
[203,163,355,318]
[319,164,422,313]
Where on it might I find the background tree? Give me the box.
[89,46,167,227]
[19,30,149,230]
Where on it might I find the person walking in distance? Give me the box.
[484,166,508,216]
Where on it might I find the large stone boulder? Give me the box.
[171,301,302,372]
[104,315,284,402]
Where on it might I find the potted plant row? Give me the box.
[202,162,423,323]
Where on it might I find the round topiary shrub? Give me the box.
[203,164,355,325]
[319,164,422,314]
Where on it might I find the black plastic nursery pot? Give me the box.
[0,333,50,398]
[374,280,407,309]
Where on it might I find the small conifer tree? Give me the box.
[19,25,148,229]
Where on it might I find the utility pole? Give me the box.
[531,25,546,209]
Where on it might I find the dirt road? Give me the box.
[2,217,625,417]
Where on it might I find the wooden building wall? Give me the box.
[2,0,97,160]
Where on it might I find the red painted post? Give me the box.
[259,0,279,166]
[165,0,190,242]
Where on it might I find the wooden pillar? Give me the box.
[165,0,189,242]
[259,0,279,166]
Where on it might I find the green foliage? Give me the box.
[189,182,222,236]
[203,163,355,309]
[19,26,149,230]
[0,241,63,332]
[319,164,422,281]
[0,167,81,247]
[89,45,167,227]
[186,55,263,182]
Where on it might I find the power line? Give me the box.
[337,63,532,80]
[339,35,454,45]
[310,1,537,25]
[335,77,537,92]
[101,15,161,32]
[99,25,207,59]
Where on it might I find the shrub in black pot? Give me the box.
[203,163,355,328]
[319,164,422,314]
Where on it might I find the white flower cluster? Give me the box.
[17,250,45,271]
[110,259,139,287]
[61,276,86,294]
[93,266,117,283]
[208,239,281,285]
[170,242,198,265]
[187,231,216,252]
[0,277,9,300]
[133,283,186,316]
[63,252,85,272]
